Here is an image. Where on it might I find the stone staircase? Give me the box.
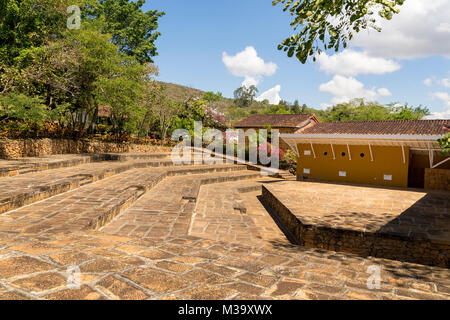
[0,152,270,236]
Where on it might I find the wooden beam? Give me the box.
[401,145,406,164]
[429,149,434,168]
[330,143,336,160]
[310,141,316,159]
[432,156,450,169]
[286,140,300,157]
[368,143,374,162]
[347,144,352,160]
[292,143,300,158]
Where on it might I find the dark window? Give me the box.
[360,153,365,158]
[324,152,328,156]
[341,152,346,157]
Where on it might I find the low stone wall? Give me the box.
[0,138,172,159]
[425,168,450,191]
[262,186,449,268]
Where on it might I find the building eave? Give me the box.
[280,134,444,151]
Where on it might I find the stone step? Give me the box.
[101,152,172,161]
[99,170,268,239]
[0,164,254,235]
[189,177,291,246]
[108,152,208,162]
[0,154,248,215]
[0,154,97,178]
[0,152,198,177]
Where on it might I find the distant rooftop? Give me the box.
[301,120,450,136]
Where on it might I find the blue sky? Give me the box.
[144,0,450,118]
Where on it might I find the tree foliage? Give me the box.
[321,99,430,122]
[233,85,258,108]
[272,0,405,63]
[84,0,165,64]
[437,133,450,155]
[0,0,68,64]
[0,0,167,141]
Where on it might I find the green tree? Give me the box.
[0,92,48,124]
[95,55,147,136]
[0,0,72,65]
[234,85,258,108]
[290,100,301,113]
[0,0,164,140]
[20,25,148,135]
[203,91,223,103]
[388,103,430,120]
[322,99,431,122]
[85,0,165,64]
[437,133,450,155]
[272,0,405,63]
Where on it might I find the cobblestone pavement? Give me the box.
[0,155,448,300]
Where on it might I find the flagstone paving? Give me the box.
[190,181,291,246]
[0,154,448,300]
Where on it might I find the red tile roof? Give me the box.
[98,105,112,118]
[233,114,318,128]
[301,120,450,136]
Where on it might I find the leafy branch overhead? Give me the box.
[272,0,405,63]
[438,133,450,155]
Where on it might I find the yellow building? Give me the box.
[281,120,450,189]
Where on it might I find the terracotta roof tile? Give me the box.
[233,114,318,128]
[302,120,450,136]
[98,105,112,118]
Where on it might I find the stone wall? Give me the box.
[425,168,450,191]
[0,138,172,159]
[262,186,449,268]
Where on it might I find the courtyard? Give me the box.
[0,152,448,300]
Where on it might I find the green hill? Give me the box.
[158,82,206,102]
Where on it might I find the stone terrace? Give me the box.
[0,152,448,300]
[262,181,450,267]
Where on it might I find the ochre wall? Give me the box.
[296,143,410,188]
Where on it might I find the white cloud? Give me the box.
[352,0,450,59]
[424,76,450,89]
[424,78,433,87]
[432,92,450,106]
[436,23,450,33]
[441,79,450,89]
[377,88,392,97]
[242,77,259,88]
[319,75,391,104]
[319,103,332,110]
[317,50,401,76]
[222,46,278,87]
[256,85,282,105]
[425,109,450,119]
